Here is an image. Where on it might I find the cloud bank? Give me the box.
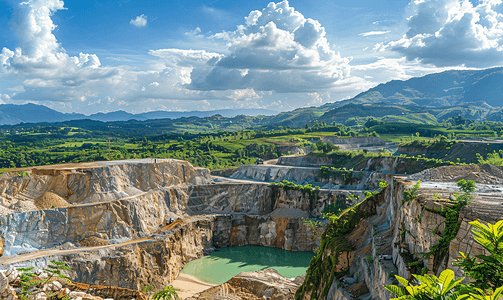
[389,0,503,67]
[2,0,499,114]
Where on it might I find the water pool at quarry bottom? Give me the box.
[179,245,314,285]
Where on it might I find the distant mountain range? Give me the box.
[1,66,503,126]
[0,104,279,125]
[345,66,503,107]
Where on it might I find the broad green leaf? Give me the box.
[396,275,410,287]
[438,269,455,294]
[385,285,408,297]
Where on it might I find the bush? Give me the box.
[151,286,180,300]
[386,219,503,299]
[17,260,72,300]
[403,180,421,204]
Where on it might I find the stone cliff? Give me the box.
[228,163,394,191]
[0,158,344,294]
[2,156,497,300]
[276,153,449,175]
[297,164,503,300]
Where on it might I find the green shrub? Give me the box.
[386,219,503,300]
[403,180,421,204]
[151,286,180,300]
[17,260,71,300]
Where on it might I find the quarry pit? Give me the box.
[0,155,502,300]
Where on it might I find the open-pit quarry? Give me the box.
[1,155,502,300]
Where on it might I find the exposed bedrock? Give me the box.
[319,137,385,149]
[0,159,344,293]
[186,268,302,300]
[277,153,443,175]
[6,214,319,290]
[186,182,365,217]
[228,164,395,190]
[298,164,503,300]
[1,181,340,256]
[0,159,211,215]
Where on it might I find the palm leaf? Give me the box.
[442,277,465,295]
[469,220,503,254]
[396,275,410,287]
[438,269,455,295]
[385,285,408,297]
[489,286,503,300]
[413,274,436,286]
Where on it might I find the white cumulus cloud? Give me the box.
[187,0,352,93]
[388,0,503,67]
[0,0,117,89]
[130,14,147,27]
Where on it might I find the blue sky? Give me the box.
[1,0,502,115]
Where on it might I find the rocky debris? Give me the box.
[79,236,110,247]
[7,155,501,300]
[35,192,71,210]
[186,268,300,300]
[0,267,148,300]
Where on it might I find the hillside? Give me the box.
[347,67,503,107]
[0,103,278,125]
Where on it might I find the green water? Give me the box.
[180,245,314,285]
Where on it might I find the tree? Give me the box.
[316,140,325,152]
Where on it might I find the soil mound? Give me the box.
[34,192,71,210]
[79,236,110,247]
[408,164,503,184]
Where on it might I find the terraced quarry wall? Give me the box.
[2,157,500,300]
[297,164,503,300]
[277,153,450,174]
[0,159,339,292]
[229,164,395,190]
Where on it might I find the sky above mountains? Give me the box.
[1,0,503,115]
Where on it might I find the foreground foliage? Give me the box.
[385,219,503,300]
[453,220,503,290]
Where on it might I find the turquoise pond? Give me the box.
[179,245,314,285]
